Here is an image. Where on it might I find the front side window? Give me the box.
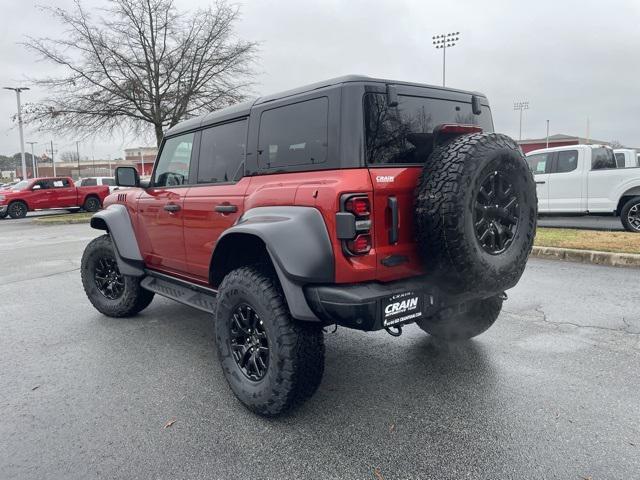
[364,93,494,165]
[33,180,51,190]
[258,97,328,168]
[614,153,625,168]
[154,133,195,187]
[555,150,578,173]
[591,147,616,170]
[526,153,550,174]
[198,120,247,183]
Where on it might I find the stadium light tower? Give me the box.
[3,86,30,180]
[432,32,460,87]
[513,101,530,140]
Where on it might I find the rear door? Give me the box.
[183,119,250,280]
[587,147,627,212]
[137,132,197,273]
[546,149,582,212]
[51,178,77,207]
[363,89,494,280]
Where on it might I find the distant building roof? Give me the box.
[518,133,610,145]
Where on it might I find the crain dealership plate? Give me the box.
[382,291,423,327]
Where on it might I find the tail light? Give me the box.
[338,194,373,256]
[346,234,372,254]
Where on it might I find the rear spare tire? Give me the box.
[415,133,536,294]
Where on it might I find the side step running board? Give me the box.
[141,272,217,314]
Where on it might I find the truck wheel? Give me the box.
[415,133,537,294]
[8,201,28,219]
[83,196,101,212]
[620,196,640,233]
[416,294,503,341]
[0,210,7,219]
[215,266,325,416]
[81,235,154,317]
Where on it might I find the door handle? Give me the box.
[215,204,238,213]
[164,203,181,213]
[388,196,399,244]
[535,181,546,185]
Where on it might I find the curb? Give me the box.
[531,246,640,268]
[31,215,92,225]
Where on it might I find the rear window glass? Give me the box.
[614,153,625,168]
[591,148,616,170]
[527,153,550,174]
[81,178,97,186]
[101,178,115,186]
[364,93,493,165]
[258,97,328,168]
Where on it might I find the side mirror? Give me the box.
[115,167,140,187]
[32,184,41,190]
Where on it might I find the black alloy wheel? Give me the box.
[94,256,125,300]
[473,170,520,255]
[8,201,27,219]
[229,304,269,381]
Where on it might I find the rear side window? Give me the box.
[591,148,616,170]
[614,153,625,168]
[101,178,115,186]
[52,178,70,188]
[364,93,493,165]
[526,153,550,174]
[198,120,247,183]
[154,133,195,187]
[555,150,578,173]
[81,178,97,186]
[258,97,328,168]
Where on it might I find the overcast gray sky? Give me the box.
[1,0,639,160]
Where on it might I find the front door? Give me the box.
[526,151,551,212]
[137,132,196,274]
[182,119,249,281]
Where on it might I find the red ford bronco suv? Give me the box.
[81,75,537,416]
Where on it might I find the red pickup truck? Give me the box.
[0,176,109,219]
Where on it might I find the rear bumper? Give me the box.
[304,276,454,331]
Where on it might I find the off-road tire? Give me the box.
[83,196,101,212]
[215,266,325,416]
[81,234,154,317]
[416,294,503,341]
[7,201,28,219]
[415,133,537,294]
[620,196,640,233]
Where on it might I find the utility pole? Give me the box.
[3,86,30,180]
[48,140,57,176]
[545,120,550,148]
[432,32,460,87]
[26,141,38,177]
[513,101,530,140]
[76,141,81,178]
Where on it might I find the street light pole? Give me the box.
[513,101,530,141]
[26,141,38,177]
[3,87,30,179]
[432,32,460,87]
[76,141,81,179]
[546,120,550,148]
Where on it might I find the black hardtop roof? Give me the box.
[165,75,488,137]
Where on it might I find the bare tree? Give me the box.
[23,0,257,146]
[610,140,624,149]
[60,150,80,162]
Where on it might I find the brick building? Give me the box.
[124,147,158,176]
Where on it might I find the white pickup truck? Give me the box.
[614,148,640,168]
[526,144,640,232]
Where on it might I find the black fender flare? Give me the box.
[211,206,334,321]
[90,204,145,276]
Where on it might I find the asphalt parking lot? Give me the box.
[1,220,639,480]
